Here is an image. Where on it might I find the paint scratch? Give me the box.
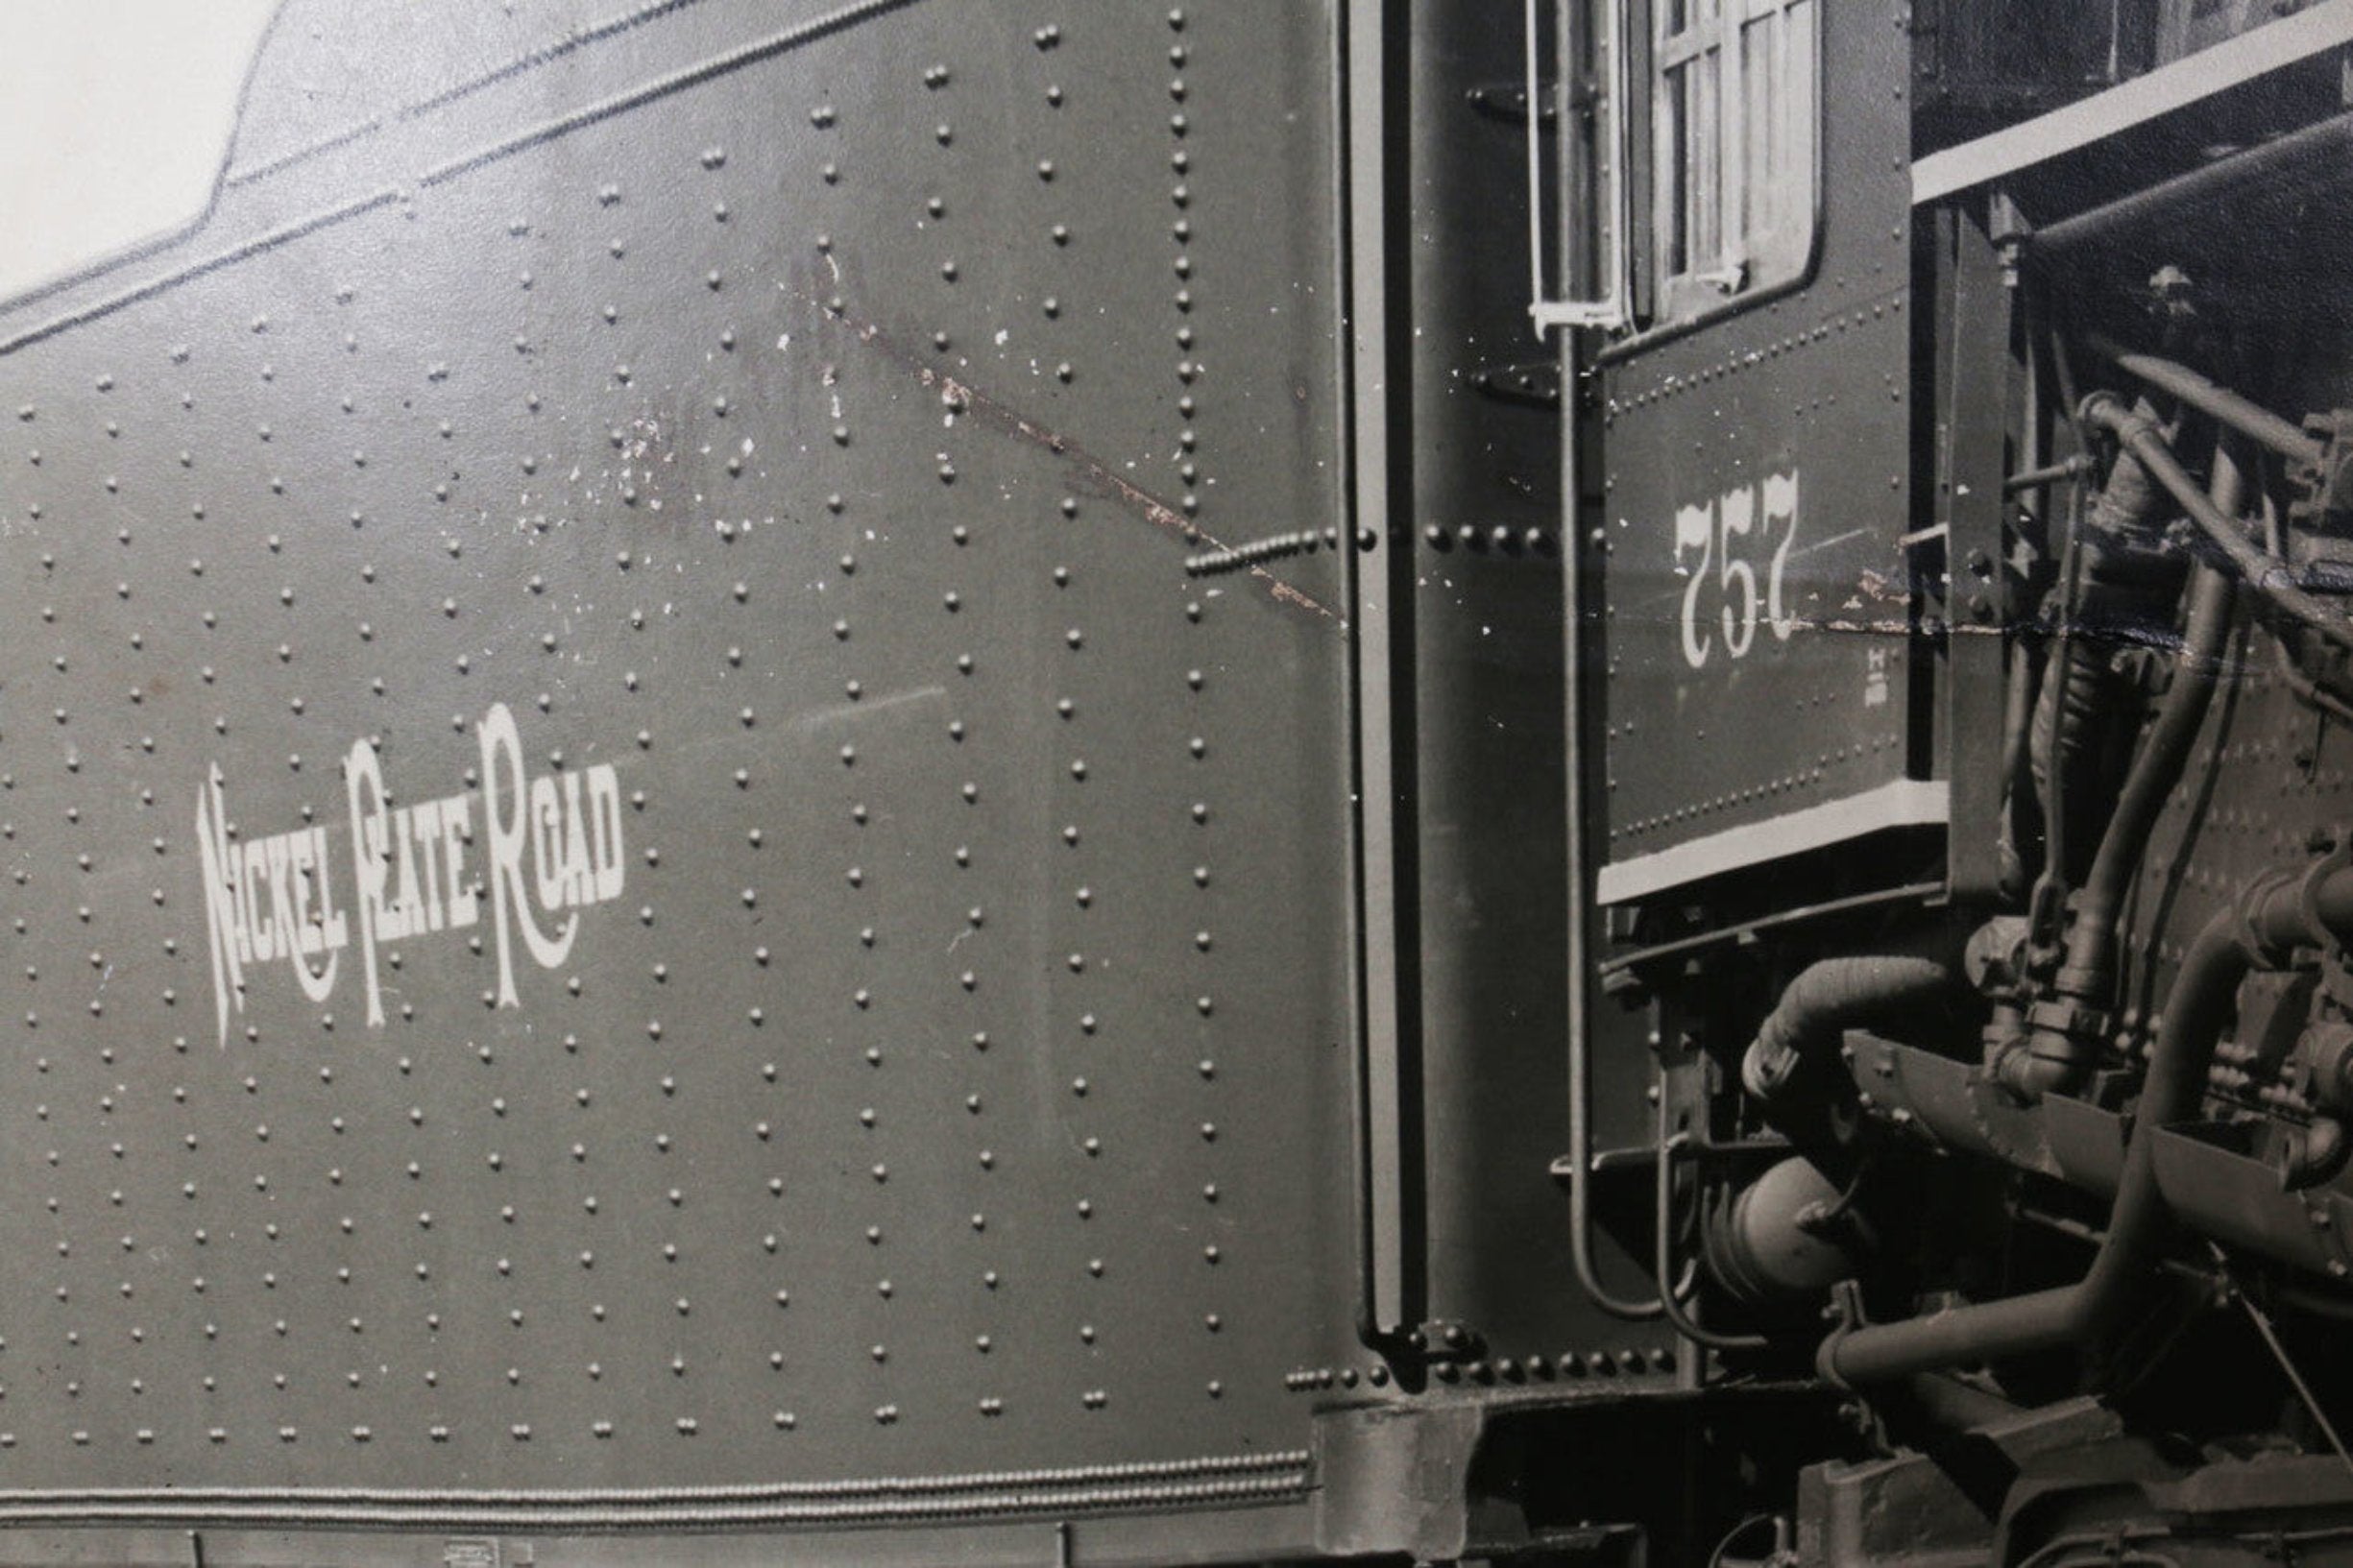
[802,289,1340,623]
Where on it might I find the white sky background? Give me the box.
[0,0,280,301]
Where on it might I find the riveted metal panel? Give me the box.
[1395,0,1670,1374]
[0,0,1360,1547]
[1595,0,1924,901]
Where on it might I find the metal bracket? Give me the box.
[1404,1318,1488,1363]
[1467,79,1560,124]
[1469,360,1562,409]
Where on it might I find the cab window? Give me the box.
[1651,0,1818,322]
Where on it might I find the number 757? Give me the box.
[1671,471,1800,669]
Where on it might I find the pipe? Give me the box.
[1741,956,1963,1103]
[2000,454,2244,1096]
[1655,1084,1768,1351]
[2282,1116,2351,1193]
[2036,109,2353,261]
[2027,571,2116,892]
[1995,633,2038,899]
[2082,335,2324,470]
[1820,861,2353,1384]
[2023,392,2181,912]
[2030,477,2092,918]
[1564,332,1663,1321]
[2083,396,2353,655]
[2003,456,2094,495]
[2005,566,2234,1091]
[2065,469,2243,979]
[2280,644,2353,726]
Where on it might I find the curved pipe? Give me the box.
[1655,1080,1767,1351]
[2083,397,2353,655]
[2066,526,2239,974]
[1741,956,1961,1103]
[2083,336,2324,470]
[2281,1116,2350,1193]
[2021,390,2177,922]
[1567,1001,1666,1319]
[1564,332,1664,1321]
[1821,862,2353,1384]
[2001,452,2244,1096]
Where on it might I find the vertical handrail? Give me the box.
[1530,0,1630,333]
[1343,0,1424,1351]
[1524,0,1551,326]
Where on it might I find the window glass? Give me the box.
[1651,0,1816,321]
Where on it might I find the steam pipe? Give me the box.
[2062,474,2242,979]
[2083,396,2353,655]
[1999,453,2243,1095]
[2003,456,2094,495]
[2030,476,2091,920]
[2074,450,2243,936]
[1995,632,2037,897]
[2025,393,2177,928]
[1820,860,2353,1385]
[2028,553,2115,894]
[2036,109,2353,262]
[2083,335,2324,469]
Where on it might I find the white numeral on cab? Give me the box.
[1666,470,1801,670]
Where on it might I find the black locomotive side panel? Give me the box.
[0,0,1360,1534]
[1595,0,1923,905]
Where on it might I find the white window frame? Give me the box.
[1651,0,1820,324]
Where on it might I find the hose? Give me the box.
[1741,956,1962,1103]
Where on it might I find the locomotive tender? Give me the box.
[6,0,2353,1562]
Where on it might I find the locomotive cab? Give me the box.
[1555,0,1925,920]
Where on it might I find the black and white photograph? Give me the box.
[3,2,2350,1562]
